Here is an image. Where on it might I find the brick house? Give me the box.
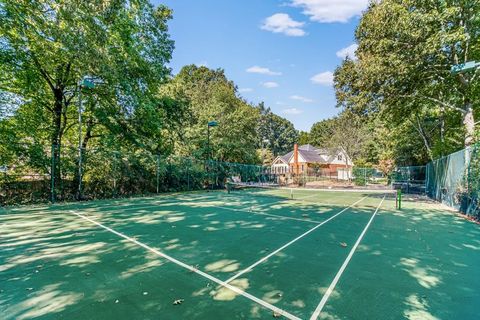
[271,144,353,179]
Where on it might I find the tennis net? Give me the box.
[227,183,395,208]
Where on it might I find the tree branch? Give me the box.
[400,94,466,114]
[29,51,56,92]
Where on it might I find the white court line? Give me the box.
[225,188,362,207]
[217,205,323,224]
[78,193,225,215]
[69,211,301,320]
[309,196,386,320]
[224,197,367,284]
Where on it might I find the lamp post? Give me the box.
[206,121,218,190]
[77,78,95,200]
[261,139,269,165]
[451,61,480,75]
[207,120,218,161]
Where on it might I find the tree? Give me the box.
[298,131,310,145]
[328,110,369,170]
[0,0,175,196]
[377,158,395,177]
[256,148,274,166]
[334,0,480,164]
[162,65,260,164]
[309,118,337,148]
[256,104,299,156]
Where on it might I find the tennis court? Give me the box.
[1,188,479,319]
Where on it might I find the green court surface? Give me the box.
[1,189,479,319]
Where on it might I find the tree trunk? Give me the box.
[463,103,475,147]
[50,90,63,201]
[412,115,433,161]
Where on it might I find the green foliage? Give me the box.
[334,0,480,165]
[298,131,310,145]
[161,65,260,163]
[309,118,336,148]
[256,103,299,156]
[0,0,178,192]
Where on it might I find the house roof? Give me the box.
[278,148,324,164]
[274,145,353,167]
[280,151,293,163]
[298,149,324,163]
[298,144,319,152]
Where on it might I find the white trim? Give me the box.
[278,187,395,194]
[309,196,386,320]
[272,156,288,165]
[224,196,367,284]
[70,210,301,320]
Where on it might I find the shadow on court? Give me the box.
[1,191,478,319]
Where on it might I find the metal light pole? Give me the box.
[206,121,218,189]
[77,78,95,200]
[207,121,218,161]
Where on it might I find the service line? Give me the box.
[224,196,367,284]
[309,195,386,320]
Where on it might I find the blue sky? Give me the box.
[156,0,368,131]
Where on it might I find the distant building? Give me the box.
[271,144,353,179]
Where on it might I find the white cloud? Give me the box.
[246,66,282,76]
[283,107,303,115]
[336,43,358,60]
[261,13,306,37]
[290,95,314,103]
[311,71,334,86]
[238,88,253,93]
[262,82,279,88]
[291,0,369,23]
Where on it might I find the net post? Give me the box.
[156,154,160,194]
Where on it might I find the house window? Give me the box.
[338,154,343,161]
[301,164,304,171]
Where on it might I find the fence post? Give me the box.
[156,154,160,194]
[50,144,55,203]
[112,151,117,197]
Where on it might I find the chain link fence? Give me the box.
[426,144,479,218]
[0,144,273,206]
[391,166,427,194]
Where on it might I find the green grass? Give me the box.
[1,190,479,319]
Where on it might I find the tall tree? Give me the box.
[335,0,480,157]
[328,110,369,168]
[309,118,337,148]
[161,65,260,163]
[298,131,310,145]
[256,104,299,156]
[0,0,175,193]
